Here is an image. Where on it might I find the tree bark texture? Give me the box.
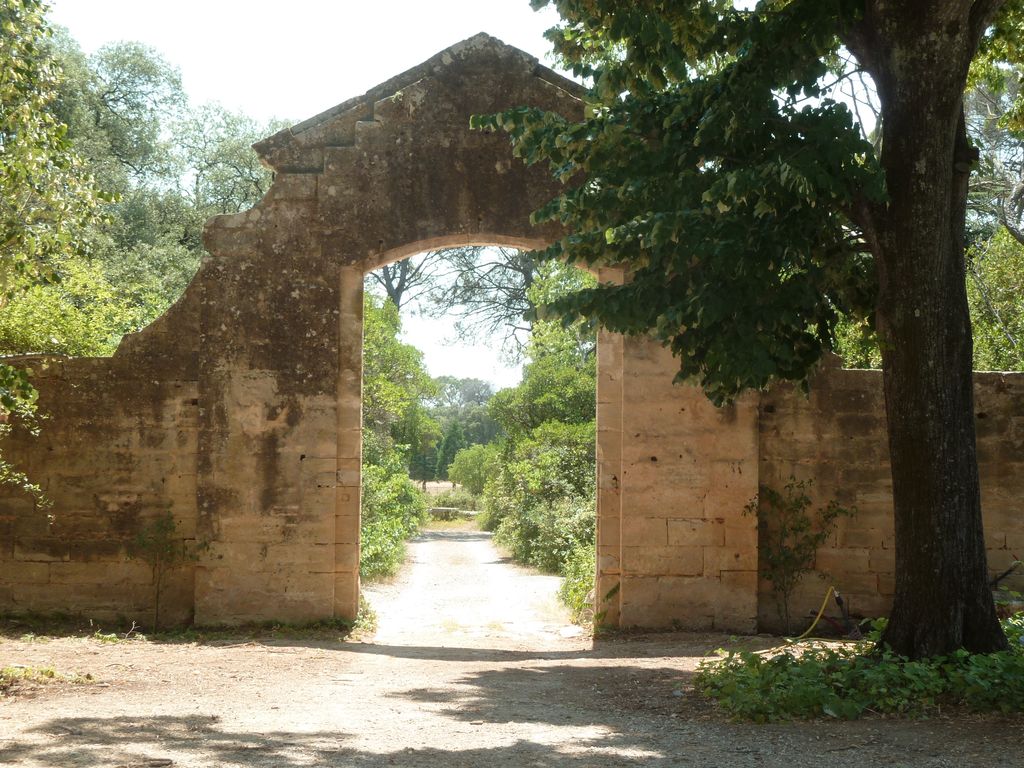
[847,1,1008,658]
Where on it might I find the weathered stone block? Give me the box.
[597,515,620,547]
[667,518,725,547]
[620,517,667,547]
[0,560,49,584]
[335,514,360,545]
[839,527,884,549]
[867,548,895,573]
[813,547,868,576]
[724,524,758,550]
[703,546,757,574]
[877,572,896,596]
[622,545,702,577]
[334,542,359,571]
[334,572,359,620]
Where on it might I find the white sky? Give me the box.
[48,0,567,389]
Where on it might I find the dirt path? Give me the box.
[363,528,585,650]
[1,527,1022,767]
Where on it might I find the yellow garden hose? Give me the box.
[793,585,836,641]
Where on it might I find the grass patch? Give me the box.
[1,598,377,645]
[1,665,94,696]
[429,487,480,512]
[696,613,1024,721]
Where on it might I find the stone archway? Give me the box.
[0,35,766,633]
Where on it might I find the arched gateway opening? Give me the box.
[338,237,562,622]
[0,35,762,634]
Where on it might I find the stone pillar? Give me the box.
[615,338,760,632]
[335,266,363,620]
[595,326,624,627]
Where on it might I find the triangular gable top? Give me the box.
[253,32,584,172]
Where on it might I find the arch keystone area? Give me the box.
[9,34,1018,634]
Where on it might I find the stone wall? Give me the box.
[595,338,759,632]
[757,361,1024,632]
[1,34,1022,635]
[593,349,1024,634]
[0,351,199,626]
[0,34,589,628]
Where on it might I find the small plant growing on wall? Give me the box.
[128,513,198,633]
[745,478,854,634]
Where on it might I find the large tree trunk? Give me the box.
[849,3,1007,659]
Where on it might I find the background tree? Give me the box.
[360,293,436,577]
[177,104,281,218]
[834,57,1024,372]
[446,443,500,497]
[0,0,105,499]
[434,420,467,481]
[427,376,500,447]
[424,246,538,355]
[366,246,539,357]
[0,0,104,314]
[393,401,441,484]
[967,229,1024,369]
[479,0,1014,657]
[367,253,446,311]
[0,30,284,358]
[361,295,437,458]
[50,37,186,188]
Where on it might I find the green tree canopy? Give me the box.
[434,420,467,481]
[477,1,881,405]
[362,294,437,460]
[489,262,596,437]
[425,376,499,447]
[0,28,284,359]
[0,0,107,500]
[447,443,500,496]
[0,0,104,305]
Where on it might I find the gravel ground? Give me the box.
[1,526,1021,767]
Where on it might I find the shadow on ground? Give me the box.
[0,713,685,768]
[5,671,1021,768]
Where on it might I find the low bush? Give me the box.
[558,543,596,622]
[481,418,596,617]
[483,420,595,534]
[361,457,428,580]
[695,614,1024,721]
[494,496,595,574]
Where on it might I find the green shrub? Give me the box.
[483,419,595,535]
[1004,611,1024,645]
[695,615,1024,721]
[361,457,428,580]
[558,543,596,623]
[495,496,595,574]
[478,303,598,621]
[447,443,499,496]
